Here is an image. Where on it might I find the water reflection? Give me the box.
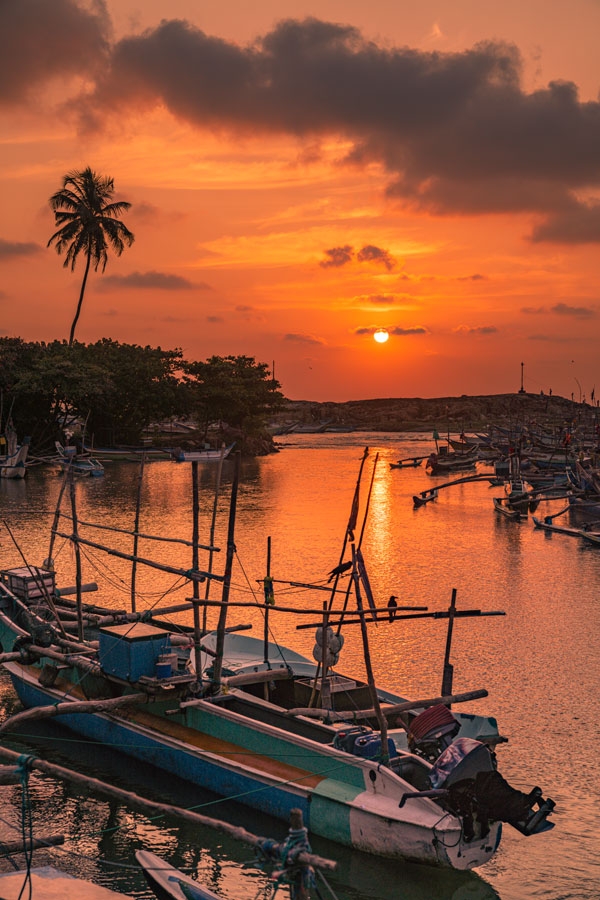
[0,434,598,899]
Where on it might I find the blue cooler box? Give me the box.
[99,622,171,681]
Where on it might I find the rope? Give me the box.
[16,754,36,900]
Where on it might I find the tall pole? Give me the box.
[211,451,241,689]
[130,453,146,613]
[69,470,84,643]
[441,588,457,699]
[191,461,203,683]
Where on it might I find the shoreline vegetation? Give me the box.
[269,391,597,436]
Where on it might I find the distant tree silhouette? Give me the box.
[47,167,134,345]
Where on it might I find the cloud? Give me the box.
[521,305,547,314]
[458,273,487,281]
[71,17,600,241]
[320,245,353,268]
[530,203,600,243]
[97,271,210,290]
[320,243,395,269]
[7,11,600,241]
[0,0,110,105]
[355,325,427,336]
[390,325,428,335]
[206,315,224,323]
[0,238,41,261]
[454,324,499,334]
[551,302,595,318]
[356,245,396,270]
[284,332,324,344]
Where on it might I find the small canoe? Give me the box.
[493,497,523,520]
[136,850,220,900]
[390,456,425,469]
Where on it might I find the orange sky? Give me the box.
[2,0,600,402]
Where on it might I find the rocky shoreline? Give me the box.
[271,392,595,434]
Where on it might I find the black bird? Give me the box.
[387,595,398,622]
[327,561,353,582]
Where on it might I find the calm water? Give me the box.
[0,432,598,900]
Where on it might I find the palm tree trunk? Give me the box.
[69,251,92,346]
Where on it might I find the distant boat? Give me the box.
[54,442,105,477]
[172,442,235,462]
[426,445,478,475]
[83,443,172,462]
[391,456,425,470]
[0,421,30,479]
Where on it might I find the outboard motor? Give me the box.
[430,738,555,841]
[407,704,460,761]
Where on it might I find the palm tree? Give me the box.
[48,167,135,345]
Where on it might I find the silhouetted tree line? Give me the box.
[0,338,284,455]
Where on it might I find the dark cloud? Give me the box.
[206,315,224,323]
[284,332,323,344]
[0,238,41,260]
[551,302,595,318]
[75,17,600,240]
[454,325,498,334]
[355,325,427,336]
[0,0,110,105]
[320,245,353,268]
[356,245,395,270]
[458,273,487,281]
[97,271,210,290]
[6,9,600,241]
[531,203,600,243]
[390,325,427,335]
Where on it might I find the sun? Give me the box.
[373,328,389,344]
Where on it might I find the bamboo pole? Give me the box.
[286,688,490,721]
[51,531,223,582]
[0,835,65,854]
[203,446,226,634]
[130,452,146,613]
[351,543,389,762]
[211,452,240,688]
[0,745,337,872]
[56,511,220,552]
[69,468,84,642]
[191,461,203,683]
[0,693,146,734]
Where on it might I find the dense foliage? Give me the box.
[0,338,283,455]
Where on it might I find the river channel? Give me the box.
[0,432,597,900]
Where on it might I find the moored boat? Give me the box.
[0,420,30,479]
[0,450,555,871]
[172,442,235,462]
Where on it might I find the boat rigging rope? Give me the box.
[16,754,36,900]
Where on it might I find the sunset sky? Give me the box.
[2,0,600,402]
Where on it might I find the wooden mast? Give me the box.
[210,451,241,689]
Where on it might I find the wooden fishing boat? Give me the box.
[390,456,425,469]
[0,421,30,479]
[493,497,524,519]
[0,451,555,871]
[532,515,600,544]
[426,445,478,475]
[172,443,235,462]
[137,850,222,900]
[137,809,329,900]
[55,442,105,476]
